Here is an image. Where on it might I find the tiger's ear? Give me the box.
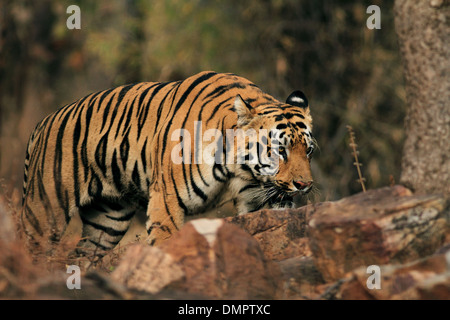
[286,90,308,108]
[234,94,255,127]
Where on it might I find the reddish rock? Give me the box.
[160,218,281,299]
[333,249,450,300]
[308,185,449,282]
[113,218,281,299]
[111,244,185,294]
[277,256,326,299]
[225,206,313,261]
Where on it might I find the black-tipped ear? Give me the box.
[234,94,254,126]
[286,90,308,108]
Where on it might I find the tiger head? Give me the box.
[233,90,315,204]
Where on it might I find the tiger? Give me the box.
[21,71,316,258]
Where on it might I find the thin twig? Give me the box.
[346,125,366,192]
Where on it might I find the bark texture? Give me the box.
[395,0,450,196]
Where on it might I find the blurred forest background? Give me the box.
[0,0,405,209]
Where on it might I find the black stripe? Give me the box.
[88,171,103,198]
[180,80,211,130]
[102,198,124,211]
[111,149,123,192]
[296,121,307,129]
[37,166,58,236]
[87,239,111,251]
[283,112,295,119]
[81,215,128,237]
[106,84,135,135]
[95,134,108,176]
[240,163,258,181]
[136,84,159,138]
[115,93,138,140]
[140,139,148,172]
[54,106,75,217]
[100,91,117,130]
[291,112,305,119]
[160,178,179,231]
[81,96,95,182]
[239,184,258,194]
[136,84,155,121]
[38,108,67,178]
[195,112,209,187]
[113,99,129,139]
[170,171,189,215]
[189,164,208,202]
[212,164,227,182]
[88,201,108,213]
[121,95,137,136]
[159,82,182,132]
[177,79,211,194]
[206,98,231,126]
[96,88,115,112]
[142,82,175,138]
[161,72,217,165]
[24,204,43,236]
[203,82,247,102]
[73,94,91,114]
[73,112,82,207]
[262,94,276,102]
[261,110,278,115]
[182,161,192,199]
[40,108,61,174]
[132,162,141,188]
[117,83,137,102]
[106,210,136,222]
[119,128,130,169]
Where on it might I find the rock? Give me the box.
[111,244,185,294]
[277,256,326,299]
[330,249,450,300]
[28,270,205,300]
[160,218,281,299]
[414,273,450,300]
[225,206,313,261]
[308,185,449,282]
[0,239,38,298]
[113,218,281,299]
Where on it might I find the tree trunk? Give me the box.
[394,0,450,196]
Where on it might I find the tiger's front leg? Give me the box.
[145,189,184,246]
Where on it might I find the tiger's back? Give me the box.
[22,71,316,257]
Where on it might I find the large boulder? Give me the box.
[225,206,312,261]
[112,218,281,299]
[308,185,449,282]
[330,249,450,300]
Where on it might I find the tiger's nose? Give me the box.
[293,180,313,191]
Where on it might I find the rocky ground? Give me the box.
[1,185,449,299]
